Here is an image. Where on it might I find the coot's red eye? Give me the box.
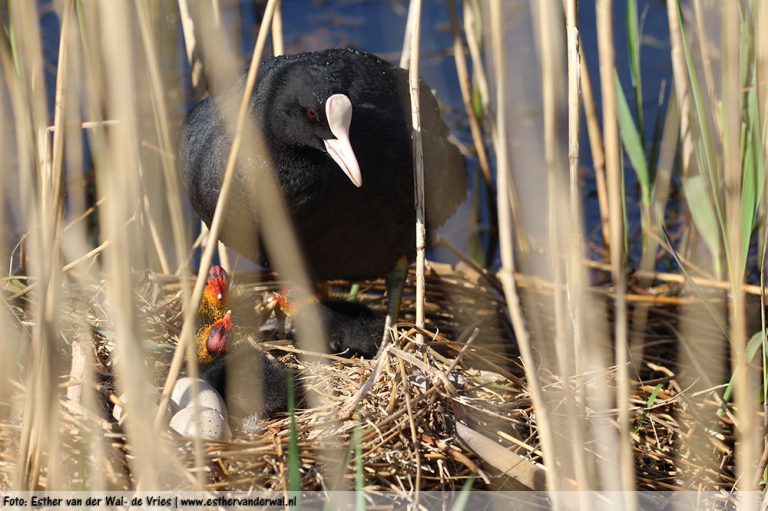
[306,107,317,121]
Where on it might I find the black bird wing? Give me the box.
[389,65,467,232]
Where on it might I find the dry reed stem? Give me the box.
[210,0,221,28]
[136,0,206,486]
[565,0,582,264]
[595,0,634,497]
[447,0,497,262]
[650,99,679,240]
[629,89,682,369]
[135,0,193,277]
[537,0,566,372]
[49,3,70,230]
[563,0,592,494]
[665,0,694,176]
[96,0,179,489]
[721,1,756,497]
[535,0,580,495]
[406,0,426,343]
[271,0,284,57]
[399,0,417,69]
[478,11,530,256]
[447,0,491,186]
[453,422,545,490]
[578,45,611,250]
[395,354,420,502]
[489,0,557,493]
[756,0,768,448]
[8,0,60,489]
[462,1,489,115]
[155,0,282,427]
[0,7,16,466]
[691,0,720,140]
[178,0,230,271]
[141,192,171,274]
[54,1,121,489]
[178,0,206,98]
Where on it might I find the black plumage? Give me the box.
[180,48,466,282]
[296,300,384,359]
[200,343,293,419]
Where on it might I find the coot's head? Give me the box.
[264,63,362,187]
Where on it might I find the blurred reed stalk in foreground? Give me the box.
[1,0,768,499]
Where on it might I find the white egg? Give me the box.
[169,405,232,441]
[170,377,227,415]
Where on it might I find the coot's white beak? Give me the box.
[323,94,362,188]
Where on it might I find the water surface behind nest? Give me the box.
[27,0,673,272]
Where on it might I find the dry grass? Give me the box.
[0,260,747,492]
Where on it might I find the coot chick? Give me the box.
[199,265,229,324]
[195,310,231,364]
[181,48,466,331]
[195,277,292,419]
[295,300,384,359]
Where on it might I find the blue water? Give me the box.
[27,0,675,270]
[579,0,673,249]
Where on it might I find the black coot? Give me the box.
[180,48,466,284]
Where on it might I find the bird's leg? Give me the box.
[381,256,408,346]
[340,257,408,419]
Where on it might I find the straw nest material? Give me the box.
[0,261,744,492]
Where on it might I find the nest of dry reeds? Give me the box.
[0,261,743,493]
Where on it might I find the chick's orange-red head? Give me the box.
[206,310,232,354]
[267,288,292,314]
[197,310,232,364]
[200,265,229,323]
[206,265,229,302]
[265,287,319,316]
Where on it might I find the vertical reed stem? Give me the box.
[722,0,755,498]
[447,0,498,262]
[178,0,206,98]
[490,0,557,491]
[665,0,694,176]
[407,0,426,342]
[579,46,611,249]
[271,0,284,57]
[564,0,590,492]
[596,0,635,498]
[155,0,280,427]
